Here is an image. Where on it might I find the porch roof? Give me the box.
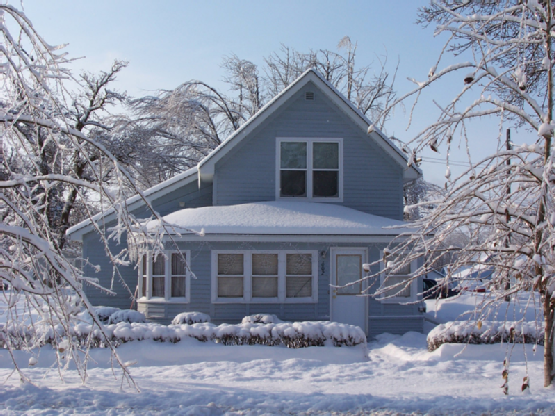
[146,201,414,236]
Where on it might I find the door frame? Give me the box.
[330,247,368,334]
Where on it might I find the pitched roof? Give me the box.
[67,69,420,240]
[197,68,421,182]
[66,167,198,240]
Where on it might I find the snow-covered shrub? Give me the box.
[241,314,283,324]
[75,306,121,325]
[94,307,121,323]
[107,310,146,325]
[2,320,366,349]
[171,311,211,325]
[427,321,543,351]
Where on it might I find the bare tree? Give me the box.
[0,3,168,386]
[222,54,263,118]
[127,79,243,188]
[403,177,444,221]
[126,38,399,186]
[56,60,129,250]
[370,0,555,388]
[263,44,319,97]
[264,38,398,127]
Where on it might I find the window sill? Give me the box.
[212,298,317,304]
[378,297,417,304]
[138,298,190,304]
[277,196,343,203]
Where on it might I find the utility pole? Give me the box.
[505,128,511,302]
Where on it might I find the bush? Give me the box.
[2,320,366,349]
[242,314,283,324]
[171,311,211,325]
[107,310,146,325]
[427,321,543,351]
[94,307,121,323]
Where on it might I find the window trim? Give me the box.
[276,137,343,202]
[138,250,191,303]
[211,250,318,304]
[378,250,418,303]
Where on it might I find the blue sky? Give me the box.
[18,0,536,184]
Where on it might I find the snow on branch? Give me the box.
[370,1,555,386]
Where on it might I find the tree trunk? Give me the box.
[543,0,553,388]
[544,293,554,387]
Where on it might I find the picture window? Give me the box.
[212,251,318,303]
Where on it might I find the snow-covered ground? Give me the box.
[1,293,554,415]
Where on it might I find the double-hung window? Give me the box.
[139,251,191,302]
[277,138,342,200]
[285,253,313,298]
[252,253,279,298]
[379,251,417,302]
[217,253,244,298]
[212,250,318,303]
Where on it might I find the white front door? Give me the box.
[330,248,367,334]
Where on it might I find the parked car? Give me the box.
[423,278,459,299]
[455,279,487,293]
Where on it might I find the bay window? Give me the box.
[171,253,187,297]
[152,255,165,297]
[139,251,191,302]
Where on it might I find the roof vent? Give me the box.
[305,91,315,100]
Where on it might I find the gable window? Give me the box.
[139,251,191,302]
[211,250,318,303]
[277,138,342,200]
[379,251,417,303]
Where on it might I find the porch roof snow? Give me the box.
[148,201,413,236]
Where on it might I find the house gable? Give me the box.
[68,69,419,240]
[198,69,420,184]
[212,80,406,220]
[68,69,424,337]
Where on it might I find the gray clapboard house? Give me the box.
[67,69,424,338]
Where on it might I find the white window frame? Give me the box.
[276,137,343,202]
[138,250,191,303]
[378,250,418,303]
[211,250,318,304]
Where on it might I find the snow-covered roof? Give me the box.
[452,264,494,279]
[148,201,413,236]
[67,69,420,241]
[66,167,198,240]
[197,69,421,182]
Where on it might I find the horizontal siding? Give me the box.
[152,182,213,217]
[130,182,213,219]
[214,81,403,220]
[82,232,137,310]
[81,179,213,313]
[368,317,424,339]
[85,237,423,336]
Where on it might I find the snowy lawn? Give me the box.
[424,292,543,324]
[1,293,554,415]
[1,334,554,415]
